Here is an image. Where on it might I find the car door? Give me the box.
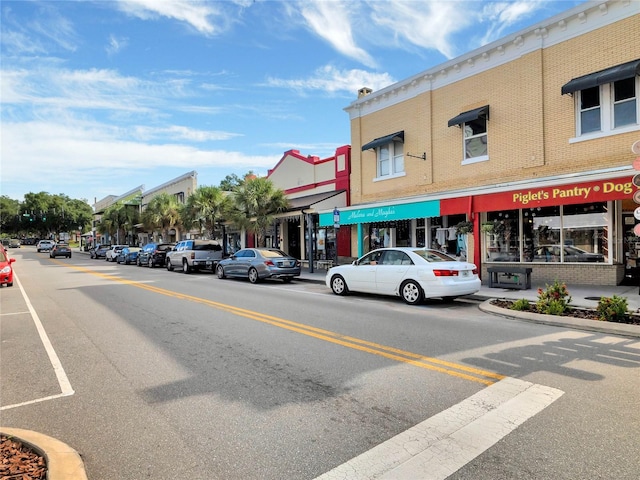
[375,250,412,295]
[238,249,256,277]
[348,251,382,293]
[225,249,245,276]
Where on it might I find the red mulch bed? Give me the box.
[0,434,46,480]
[491,299,640,325]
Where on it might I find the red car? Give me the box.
[0,249,15,287]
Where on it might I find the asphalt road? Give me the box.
[2,247,639,479]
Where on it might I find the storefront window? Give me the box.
[486,202,610,263]
[484,210,519,262]
[561,203,607,263]
[396,220,411,247]
[416,218,426,247]
[526,206,561,262]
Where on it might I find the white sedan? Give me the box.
[105,245,128,262]
[325,247,481,305]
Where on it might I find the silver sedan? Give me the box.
[216,248,301,283]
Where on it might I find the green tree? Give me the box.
[219,171,254,191]
[228,176,289,247]
[141,193,183,241]
[182,186,230,240]
[0,196,21,235]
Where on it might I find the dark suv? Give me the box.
[137,242,175,268]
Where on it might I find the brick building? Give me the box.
[318,0,640,285]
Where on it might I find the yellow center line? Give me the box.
[56,260,505,385]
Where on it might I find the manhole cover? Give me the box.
[584,296,601,301]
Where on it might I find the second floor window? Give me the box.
[378,140,404,177]
[563,59,639,139]
[464,117,488,161]
[578,78,637,135]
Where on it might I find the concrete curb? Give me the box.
[1,427,88,480]
[479,299,640,338]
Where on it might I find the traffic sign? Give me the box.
[333,208,340,229]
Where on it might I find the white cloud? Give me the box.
[299,1,376,68]
[115,0,229,36]
[266,64,395,95]
[479,1,544,44]
[367,0,473,59]
[1,120,278,197]
[106,34,129,56]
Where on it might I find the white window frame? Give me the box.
[461,118,488,165]
[571,76,640,143]
[374,140,405,181]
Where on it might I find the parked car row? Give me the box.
[88,240,303,284]
[42,240,481,305]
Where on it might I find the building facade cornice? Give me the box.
[345,0,638,119]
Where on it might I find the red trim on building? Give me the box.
[473,176,636,212]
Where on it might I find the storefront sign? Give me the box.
[319,199,439,226]
[475,177,637,212]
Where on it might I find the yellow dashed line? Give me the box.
[56,260,505,385]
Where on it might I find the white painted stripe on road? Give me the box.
[0,272,74,411]
[315,377,563,480]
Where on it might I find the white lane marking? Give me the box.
[315,377,563,480]
[1,272,74,411]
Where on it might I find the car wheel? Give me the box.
[248,267,259,284]
[68,254,72,258]
[400,280,423,305]
[166,259,174,271]
[217,265,226,279]
[330,275,349,296]
[148,258,154,268]
[282,277,292,283]
[182,260,191,274]
[7,282,13,287]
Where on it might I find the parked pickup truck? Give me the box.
[165,239,223,273]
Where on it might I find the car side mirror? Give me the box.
[9,258,15,264]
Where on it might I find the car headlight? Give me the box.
[1,266,12,274]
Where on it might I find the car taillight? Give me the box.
[264,260,275,266]
[472,268,478,275]
[433,269,458,276]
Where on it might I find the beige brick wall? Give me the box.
[482,264,625,287]
[350,15,640,206]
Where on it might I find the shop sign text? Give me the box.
[511,181,634,206]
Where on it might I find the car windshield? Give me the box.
[260,249,289,258]
[411,249,456,262]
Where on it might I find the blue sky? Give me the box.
[1,0,585,204]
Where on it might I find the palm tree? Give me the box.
[141,193,182,242]
[229,176,289,247]
[182,186,229,240]
[101,202,140,244]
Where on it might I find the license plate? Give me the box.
[206,261,213,266]
[461,270,470,277]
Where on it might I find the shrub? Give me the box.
[510,298,531,311]
[536,280,572,315]
[596,295,628,323]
